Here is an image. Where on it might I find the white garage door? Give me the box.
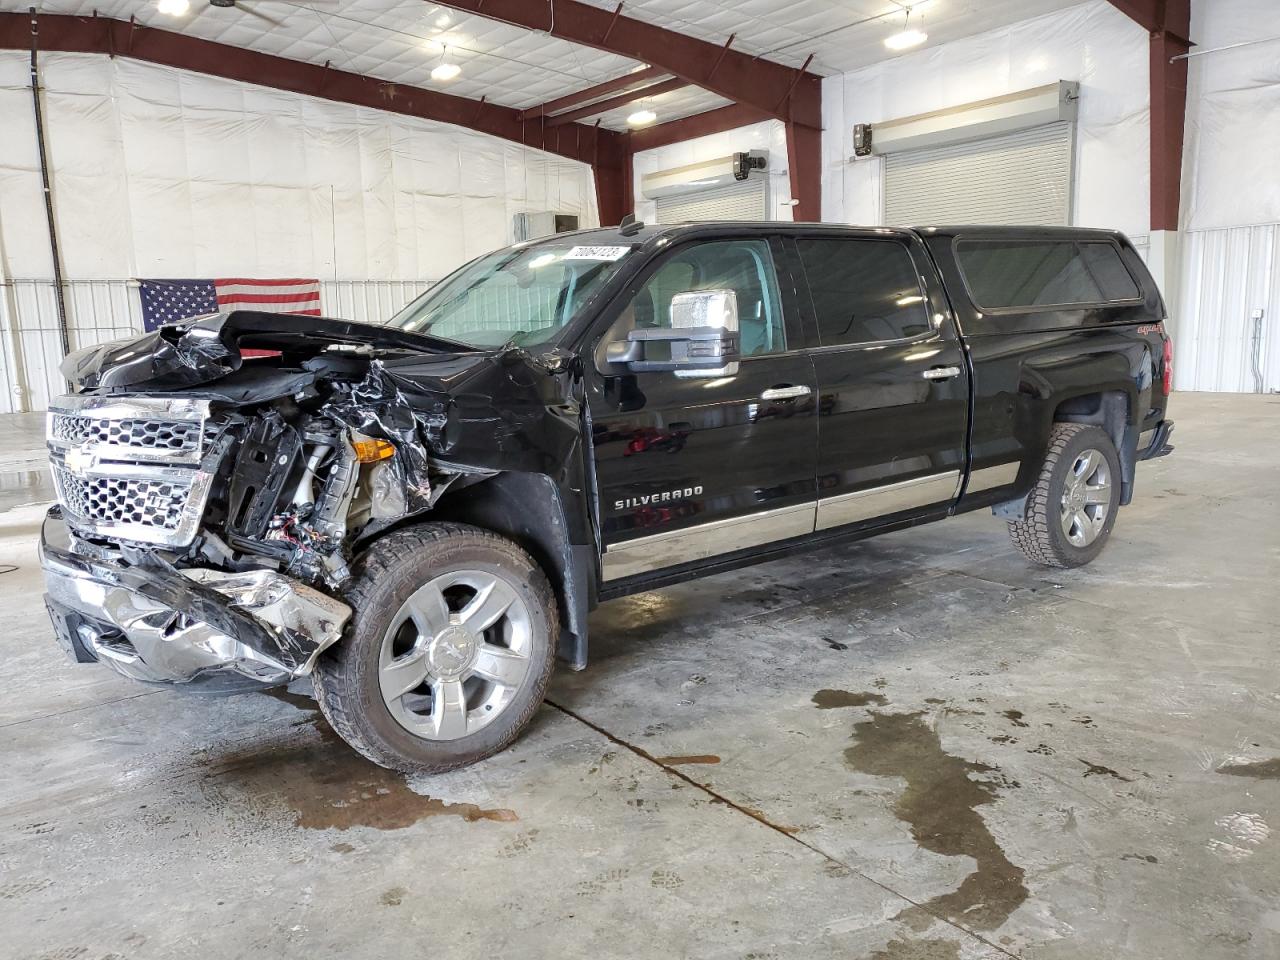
[883,122,1074,227]
[655,179,768,223]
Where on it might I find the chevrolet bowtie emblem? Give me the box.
[63,444,97,474]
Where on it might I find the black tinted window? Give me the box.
[1080,242,1141,300]
[796,239,931,346]
[957,239,1139,309]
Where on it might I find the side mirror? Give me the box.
[605,289,741,377]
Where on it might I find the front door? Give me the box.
[788,232,970,530]
[587,236,818,583]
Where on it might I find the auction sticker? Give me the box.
[564,245,630,261]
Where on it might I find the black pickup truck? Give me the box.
[41,222,1174,772]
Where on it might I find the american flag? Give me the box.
[139,278,322,331]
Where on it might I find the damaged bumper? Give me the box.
[40,508,351,686]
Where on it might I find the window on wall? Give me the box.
[795,238,931,346]
[956,239,1140,309]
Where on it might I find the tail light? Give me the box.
[1161,335,1173,396]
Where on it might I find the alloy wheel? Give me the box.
[1059,448,1111,547]
[377,570,533,741]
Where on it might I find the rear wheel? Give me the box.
[313,523,557,774]
[1008,423,1121,568]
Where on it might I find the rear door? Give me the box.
[586,235,818,583]
[787,231,970,530]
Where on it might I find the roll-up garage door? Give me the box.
[883,121,1073,227]
[655,178,768,223]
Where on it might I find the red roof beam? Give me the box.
[433,0,822,129]
[546,76,687,127]
[2,12,626,168]
[519,64,668,121]
[625,102,773,153]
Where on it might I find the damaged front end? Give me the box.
[40,311,509,688]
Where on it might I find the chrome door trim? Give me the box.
[602,500,816,581]
[815,470,960,531]
[965,461,1020,494]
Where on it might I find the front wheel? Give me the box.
[313,523,558,774]
[1007,423,1122,568]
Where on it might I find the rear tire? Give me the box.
[313,523,557,774]
[1008,423,1121,568]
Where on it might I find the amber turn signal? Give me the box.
[352,439,396,463]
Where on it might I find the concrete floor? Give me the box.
[1,392,1276,960]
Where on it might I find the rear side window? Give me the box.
[1080,242,1140,300]
[956,239,1140,309]
[796,238,931,346]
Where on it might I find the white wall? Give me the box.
[0,50,598,412]
[631,120,794,222]
[1182,0,1280,233]
[1175,0,1280,392]
[820,0,1150,241]
[0,52,597,282]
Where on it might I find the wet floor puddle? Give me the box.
[866,938,961,960]
[814,690,1028,932]
[1217,758,1280,779]
[199,688,516,830]
[0,469,56,513]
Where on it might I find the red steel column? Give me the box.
[1148,23,1191,231]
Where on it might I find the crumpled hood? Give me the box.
[61,310,469,390]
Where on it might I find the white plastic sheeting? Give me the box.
[0,49,597,411]
[631,120,794,223]
[1183,0,1280,233]
[1172,0,1280,392]
[820,0,1150,240]
[1178,225,1279,393]
[0,52,597,280]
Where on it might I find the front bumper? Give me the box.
[40,508,351,686]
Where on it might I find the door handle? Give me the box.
[760,385,812,401]
[921,366,962,381]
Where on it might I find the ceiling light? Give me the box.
[627,109,657,127]
[431,45,460,82]
[885,7,927,51]
[884,27,927,50]
[435,13,451,28]
[156,0,190,15]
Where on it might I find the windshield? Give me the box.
[387,241,635,348]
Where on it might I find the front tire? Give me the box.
[1007,423,1121,568]
[313,523,558,774]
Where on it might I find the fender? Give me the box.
[429,471,595,671]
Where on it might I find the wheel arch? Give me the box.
[1049,387,1139,505]
[424,471,596,670]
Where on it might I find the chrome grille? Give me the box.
[47,396,223,547]
[50,414,202,454]
[52,466,188,530]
